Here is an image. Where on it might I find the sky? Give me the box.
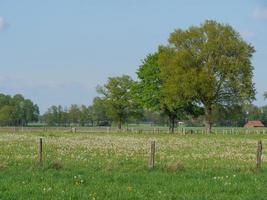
[0,0,267,113]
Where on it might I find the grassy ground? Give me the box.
[0,131,266,200]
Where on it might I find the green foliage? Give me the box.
[42,105,66,126]
[243,104,267,126]
[264,92,267,100]
[97,75,142,129]
[212,105,246,127]
[69,104,82,124]
[136,53,202,132]
[135,54,162,111]
[91,97,110,126]
[42,105,93,126]
[80,105,93,126]
[141,110,168,125]
[159,20,256,132]
[0,93,39,126]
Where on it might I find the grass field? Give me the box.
[0,131,266,199]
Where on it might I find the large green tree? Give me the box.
[97,75,142,129]
[135,53,201,133]
[159,20,255,133]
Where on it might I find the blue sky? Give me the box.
[0,0,267,113]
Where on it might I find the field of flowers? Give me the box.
[0,131,266,199]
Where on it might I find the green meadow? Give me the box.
[0,131,266,200]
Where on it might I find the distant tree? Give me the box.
[0,94,12,108]
[159,20,255,133]
[42,106,57,126]
[259,105,267,126]
[69,104,81,125]
[243,104,262,121]
[0,105,14,126]
[135,53,202,133]
[64,107,71,126]
[264,92,267,100]
[11,94,25,125]
[20,99,39,126]
[42,104,95,127]
[0,93,39,126]
[42,105,65,126]
[80,105,93,126]
[91,97,110,126]
[142,109,168,125]
[97,75,141,129]
[212,105,245,127]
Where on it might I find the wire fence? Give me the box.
[0,126,267,134]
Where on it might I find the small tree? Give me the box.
[159,20,256,133]
[264,92,267,100]
[97,75,141,129]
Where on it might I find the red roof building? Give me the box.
[244,120,265,128]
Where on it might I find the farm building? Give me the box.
[244,120,264,128]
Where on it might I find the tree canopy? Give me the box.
[96,75,142,129]
[135,53,202,133]
[0,93,39,126]
[158,20,255,132]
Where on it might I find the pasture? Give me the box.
[0,130,266,199]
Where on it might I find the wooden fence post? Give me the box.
[148,140,156,169]
[71,127,76,133]
[38,138,43,165]
[256,140,263,170]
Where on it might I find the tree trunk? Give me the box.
[118,119,122,130]
[204,106,212,133]
[169,115,176,133]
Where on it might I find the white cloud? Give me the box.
[0,16,7,30]
[252,7,267,20]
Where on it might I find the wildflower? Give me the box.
[89,192,97,199]
[127,186,133,192]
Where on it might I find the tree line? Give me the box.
[1,20,266,132]
[40,98,267,129]
[0,93,39,126]
[40,94,168,127]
